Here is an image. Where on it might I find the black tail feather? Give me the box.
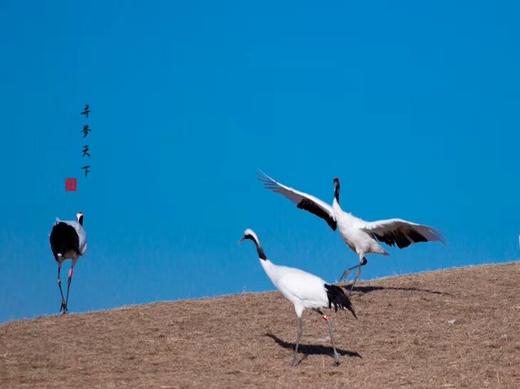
[325,284,357,319]
[49,222,80,261]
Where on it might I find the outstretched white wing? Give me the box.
[361,218,444,249]
[258,171,337,230]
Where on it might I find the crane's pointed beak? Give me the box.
[239,236,245,244]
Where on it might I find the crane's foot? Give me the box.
[60,302,68,315]
[333,351,341,366]
[291,355,301,367]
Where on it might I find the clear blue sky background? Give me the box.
[0,1,519,323]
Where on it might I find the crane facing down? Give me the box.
[240,228,356,366]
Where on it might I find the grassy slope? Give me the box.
[1,262,519,388]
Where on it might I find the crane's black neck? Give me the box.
[256,245,267,261]
[251,238,267,260]
[333,178,340,203]
[244,234,267,260]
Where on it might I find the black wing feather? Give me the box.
[370,227,428,249]
[297,199,337,231]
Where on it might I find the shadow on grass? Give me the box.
[343,284,453,296]
[264,333,362,361]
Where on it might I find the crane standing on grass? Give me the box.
[240,228,357,366]
[49,212,88,314]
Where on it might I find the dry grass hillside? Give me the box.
[1,262,519,388]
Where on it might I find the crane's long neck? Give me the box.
[332,196,341,210]
[334,182,340,204]
[246,234,280,283]
[258,256,279,285]
[246,233,267,260]
[332,178,342,214]
[243,230,281,285]
[254,241,267,260]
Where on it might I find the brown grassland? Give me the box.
[1,262,519,388]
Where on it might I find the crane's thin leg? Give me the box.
[315,309,341,365]
[57,264,66,314]
[338,257,368,288]
[292,316,304,366]
[349,257,368,291]
[325,317,341,366]
[63,259,77,315]
[339,265,357,283]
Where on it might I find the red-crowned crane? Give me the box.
[259,172,444,288]
[49,212,87,314]
[240,228,356,366]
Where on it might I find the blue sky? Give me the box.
[0,1,519,322]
